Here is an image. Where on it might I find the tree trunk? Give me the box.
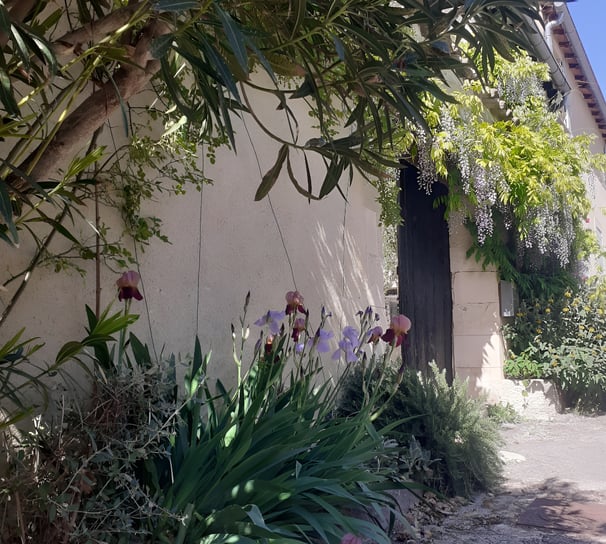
[9,18,168,191]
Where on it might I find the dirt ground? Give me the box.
[399,413,606,544]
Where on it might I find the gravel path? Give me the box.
[400,413,606,543]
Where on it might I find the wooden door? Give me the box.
[398,166,453,382]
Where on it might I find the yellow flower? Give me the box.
[548,298,555,304]
[536,328,543,334]
[545,308,551,314]
[579,325,585,330]
[598,309,604,316]
[589,327,595,333]
[552,360,558,367]
[516,312,525,317]
[563,307,570,313]
[564,291,572,298]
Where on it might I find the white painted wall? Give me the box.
[555,43,606,277]
[0,83,387,385]
[449,223,505,398]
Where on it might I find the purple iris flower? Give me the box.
[254,310,286,335]
[367,326,384,344]
[332,326,360,363]
[342,326,360,347]
[308,328,333,353]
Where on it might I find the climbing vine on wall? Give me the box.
[407,53,606,270]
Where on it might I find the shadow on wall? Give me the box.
[0,81,387,390]
[454,329,505,401]
[310,201,385,333]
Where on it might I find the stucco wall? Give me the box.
[449,223,505,399]
[551,9,606,276]
[0,85,386,385]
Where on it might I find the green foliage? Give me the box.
[54,304,138,368]
[0,300,417,543]
[382,223,399,292]
[103,131,216,247]
[0,0,547,322]
[145,349,406,543]
[504,278,606,410]
[465,217,519,283]
[406,52,605,274]
[0,304,138,431]
[0,329,44,428]
[486,403,521,425]
[371,174,402,229]
[0,0,544,209]
[339,362,503,498]
[503,347,545,380]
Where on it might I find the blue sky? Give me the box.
[568,1,606,98]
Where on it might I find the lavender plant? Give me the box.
[338,362,504,497]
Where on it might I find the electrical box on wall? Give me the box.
[499,280,516,317]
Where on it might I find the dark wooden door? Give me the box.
[398,166,453,382]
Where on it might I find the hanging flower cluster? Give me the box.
[409,53,602,267]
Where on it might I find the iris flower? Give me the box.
[381,314,412,347]
[307,328,333,353]
[254,310,286,335]
[116,271,143,301]
[292,317,306,341]
[332,326,360,363]
[285,290,306,315]
[367,326,384,344]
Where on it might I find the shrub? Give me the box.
[503,346,545,379]
[338,362,503,498]
[486,402,521,424]
[0,289,416,543]
[0,330,45,429]
[503,278,606,410]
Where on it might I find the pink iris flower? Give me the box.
[116,271,143,301]
[381,314,411,347]
[285,290,306,315]
[340,534,363,544]
[292,317,306,341]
